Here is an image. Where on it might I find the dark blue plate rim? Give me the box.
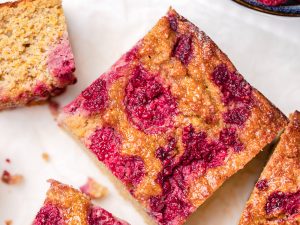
[233,0,300,17]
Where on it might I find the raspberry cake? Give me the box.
[239,111,300,225]
[0,0,76,110]
[33,180,129,225]
[58,9,288,225]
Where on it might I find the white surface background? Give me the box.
[0,0,299,224]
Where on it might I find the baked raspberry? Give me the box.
[88,207,129,225]
[182,125,228,168]
[223,107,251,126]
[255,179,269,191]
[168,14,178,31]
[172,35,193,65]
[63,78,108,114]
[219,128,244,152]
[150,124,245,223]
[257,0,287,6]
[265,191,300,216]
[81,79,108,113]
[33,180,129,225]
[89,127,121,162]
[33,83,50,98]
[125,65,177,134]
[211,64,253,105]
[150,138,194,224]
[47,36,76,86]
[239,112,300,225]
[33,204,64,225]
[58,8,287,225]
[89,127,145,189]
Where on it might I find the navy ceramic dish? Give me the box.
[233,0,300,17]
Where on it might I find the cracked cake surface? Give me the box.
[32,180,129,225]
[239,111,300,225]
[0,0,76,110]
[58,8,288,225]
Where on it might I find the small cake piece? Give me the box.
[58,9,288,225]
[1,170,23,185]
[239,111,300,225]
[41,152,50,162]
[33,180,129,225]
[80,177,108,200]
[0,0,76,110]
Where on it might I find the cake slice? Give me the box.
[32,180,129,225]
[57,9,288,225]
[0,0,76,110]
[239,111,300,225]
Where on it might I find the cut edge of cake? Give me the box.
[0,0,76,110]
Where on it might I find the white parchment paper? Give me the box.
[0,0,299,224]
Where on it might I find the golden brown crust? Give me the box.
[189,91,288,207]
[58,8,288,225]
[239,111,300,225]
[33,180,130,225]
[46,180,90,225]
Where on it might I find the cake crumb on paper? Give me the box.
[5,220,12,225]
[42,152,50,162]
[1,170,23,185]
[80,177,108,200]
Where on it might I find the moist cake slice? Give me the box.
[33,180,129,225]
[57,9,288,225]
[239,111,300,225]
[0,0,76,110]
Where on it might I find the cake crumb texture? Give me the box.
[0,0,76,110]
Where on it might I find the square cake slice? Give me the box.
[57,9,288,225]
[32,180,129,225]
[239,111,300,225]
[0,0,76,110]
